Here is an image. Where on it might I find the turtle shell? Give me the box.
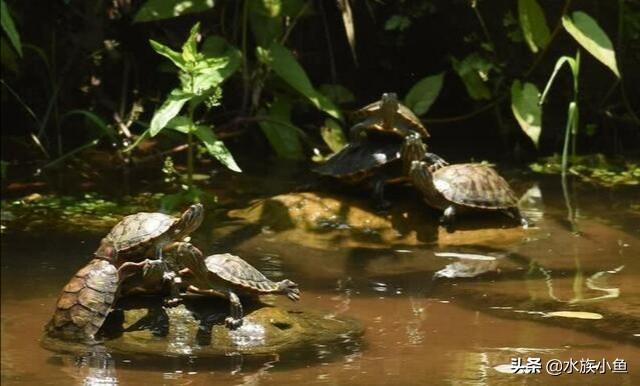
[351,100,429,138]
[433,164,518,209]
[103,212,177,255]
[313,139,402,182]
[45,259,119,341]
[204,253,282,294]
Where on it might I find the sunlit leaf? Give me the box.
[451,54,492,100]
[511,80,541,148]
[404,72,444,116]
[150,39,185,70]
[0,0,21,57]
[319,84,355,104]
[150,89,193,136]
[320,118,347,153]
[562,11,620,77]
[181,22,200,63]
[201,36,242,81]
[193,125,242,172]
[165,115,193,133]
[336,0,357,65]
[546,311,603,320]
[258,97,304,159]
[134,0,215,22]
[259,42,343,121]
[518,0,550,53]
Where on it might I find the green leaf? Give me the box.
[562,11,620,77]
[134,0,215,22]
[258,42,343,121]
[320,118,347,153]
[193,125,242,172]
[61,109,117,141]
[258,97,305,159]
[451,55,492,100]
[150,39,185,70]
[202,36,242,81]
[385,15,411,31]
[511,80,542,148]
[165,115,193,133]
[150,89,193,136]
[1,0,22,57]
[540,55,578,104]
[518,0,550,53]
[319,84,355,104]
[181,22,201,63]
[404,72,444,116]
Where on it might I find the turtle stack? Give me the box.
[314,92,527,230]
[45,204,300,342]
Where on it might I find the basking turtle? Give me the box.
[94,204,204,264]
[349,92,430,140]
[409,160,528,230]
[44,257,166,341]
[313,131,447,208]
[165,243,300,329]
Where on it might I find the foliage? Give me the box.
[0,0,21,57]
[530,155,640,187]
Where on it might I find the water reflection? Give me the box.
[76,351,118,386]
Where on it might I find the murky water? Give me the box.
[2,168,639,385]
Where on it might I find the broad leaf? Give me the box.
[518,0,550,53]
[201,36,242,81]
[150,89,193,136]
[193,125,242,172]
[404,72,444,116]
[0,0,21,57]
[562,11,620,77]
[259,42,343,121]
[150,40,185,70]
[258,97,304,159]
[134,0,215,22]
[181,22,200,63]
[165,115,193,133]
[451,55,492,100]
[511,80,542,148]
[320,118,347,153]
[319,84,355,104]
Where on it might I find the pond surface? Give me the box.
[1,165,639,385]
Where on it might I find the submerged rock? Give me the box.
[41,296,363,358]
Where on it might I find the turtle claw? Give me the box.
[163,297,183,308]
[225,316,243,330]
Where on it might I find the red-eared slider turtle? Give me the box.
[45,256,165,341]
[313,131,447,208]
[165,243,300,329]
[94,204,204,264]
[349,92,430,140]
[409,160,528,230]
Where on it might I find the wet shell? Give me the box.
[313,140,401,181]
[433,164,518,209]
[104,212,177,253]
[45,259,119,341]
[204,253,281,294]
[351,101,429,138]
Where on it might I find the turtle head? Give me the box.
[410,160,433,183]
[401,132,427,173]
[175,203,204,238]
[380,92,399,111]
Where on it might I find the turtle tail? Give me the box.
[277,279,300,301]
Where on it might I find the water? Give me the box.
[2,168,639,385]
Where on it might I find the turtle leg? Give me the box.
[423,152,449,170]
[277,279,301,301]
[441,205,457,233]
[349,117,378,142]
[225,291,244,329]
[504,207,530,229]
[371,177,392,210]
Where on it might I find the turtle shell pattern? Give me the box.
[45,259,119,341]
[204,253,282,294]
[351,101,430,138]
[313,140,401,181]
[104,212,178,255]
[433,164,518,209]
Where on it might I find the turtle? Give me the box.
[163,243,301,329]
[349,92,430,140]
[44,256,168,342]
[313,130,447,208]
[94,204,204,265]
[409,160,529,230]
